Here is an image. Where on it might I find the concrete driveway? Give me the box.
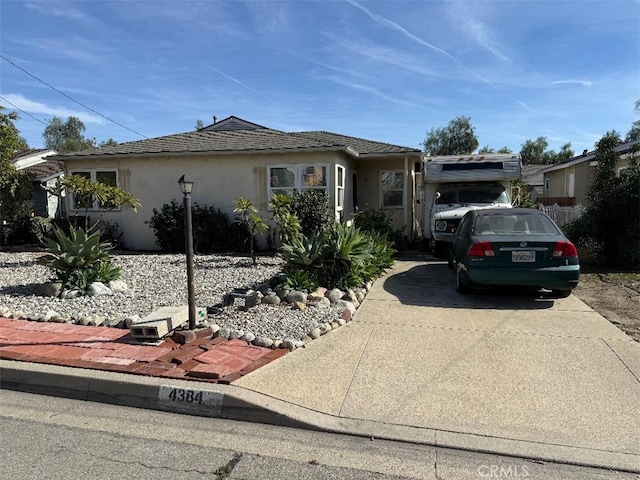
[236,253,640,472]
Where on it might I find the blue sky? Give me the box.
[1,0,639,154]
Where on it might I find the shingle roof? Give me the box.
[52,119,421,160]
[290,131,420,155]
[12,148,55,161]
[541,138,640,174]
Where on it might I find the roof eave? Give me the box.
[54,145,361,162]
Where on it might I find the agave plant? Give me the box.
[281,222,395,291]
[37,225,121,293]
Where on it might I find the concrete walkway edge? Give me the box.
[2,359,638,474]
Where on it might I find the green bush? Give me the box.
[93,219,123,249]
[290,190,334,237]
[281,223,395,290]
[146,199,248,253]
[37,225,121,294]
[352,208,407,250]
[30,216,54,242]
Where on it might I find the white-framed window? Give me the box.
[336,165,345,211]
[380,170,404,208]
[69,169,118,210]
[268,164,329,200]
[544,178,550,191]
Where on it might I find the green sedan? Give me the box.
[449,208,580,297]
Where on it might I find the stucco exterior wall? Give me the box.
[353,156,415,236]
[64,151,366,250]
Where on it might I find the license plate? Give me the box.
[512,251,535,262]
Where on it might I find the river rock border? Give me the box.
[199,282,372,351]
[0,279,374,352]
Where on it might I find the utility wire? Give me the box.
[0,94,47,125]
[0,54,148,139]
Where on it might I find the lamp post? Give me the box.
[178,175,196,330]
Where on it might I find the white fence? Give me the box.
[539,204,584,227]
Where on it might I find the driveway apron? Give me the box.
[236,253,640,465]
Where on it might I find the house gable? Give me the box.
[12,148,57,169]
[201,116,269,132]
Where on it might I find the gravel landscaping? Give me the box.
[0,252,355,346]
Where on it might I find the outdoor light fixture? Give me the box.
[178,175,196,330]
[178,174,195,195]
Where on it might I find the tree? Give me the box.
[99,138,118,148]
[423,116,479,156]
[43,116,95,153]
[625,99,640,142]
[0,107,33,235]
[519,137,548,164]
[195,119,204,131]
[566,130,639,267]
[478,146,513,154]
[47,174,141,232]
[520,137,573,165]
[0,106,29,163]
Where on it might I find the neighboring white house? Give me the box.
[11,148,63,218]
[53,116,422,250]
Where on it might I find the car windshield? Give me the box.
[436,185,509,204]
[473,213,561,235]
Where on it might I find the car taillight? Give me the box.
[553,241,578,258]
[468,241,495,257]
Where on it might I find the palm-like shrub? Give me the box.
[37,225,121,294]
[233,197,269,265]
[269,193,301,247]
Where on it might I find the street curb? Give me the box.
[1,359,639,474]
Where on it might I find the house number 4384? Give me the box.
[167,388,203,404]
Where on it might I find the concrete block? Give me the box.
[129,306,190,340]
[130,306,208,341]
[223,290,259,311]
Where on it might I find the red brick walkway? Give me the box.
[0,317,287,383]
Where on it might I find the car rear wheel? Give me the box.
[552,289,572,298]
[455,263,471,294]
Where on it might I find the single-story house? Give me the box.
[539,139,639,207]
[520,165,546,203]
[11,148,63,218]
[53,116,422,250]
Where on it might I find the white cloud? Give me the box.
[1,94,105,124]
[328,36,437,76]
[446,0,510,62]
[551,79,594,87]
[13,38,106,64]
[25,2,95,25]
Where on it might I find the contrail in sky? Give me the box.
[346,0,531,111]
[202,63,271,100]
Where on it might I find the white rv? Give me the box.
[421,154,522,257]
